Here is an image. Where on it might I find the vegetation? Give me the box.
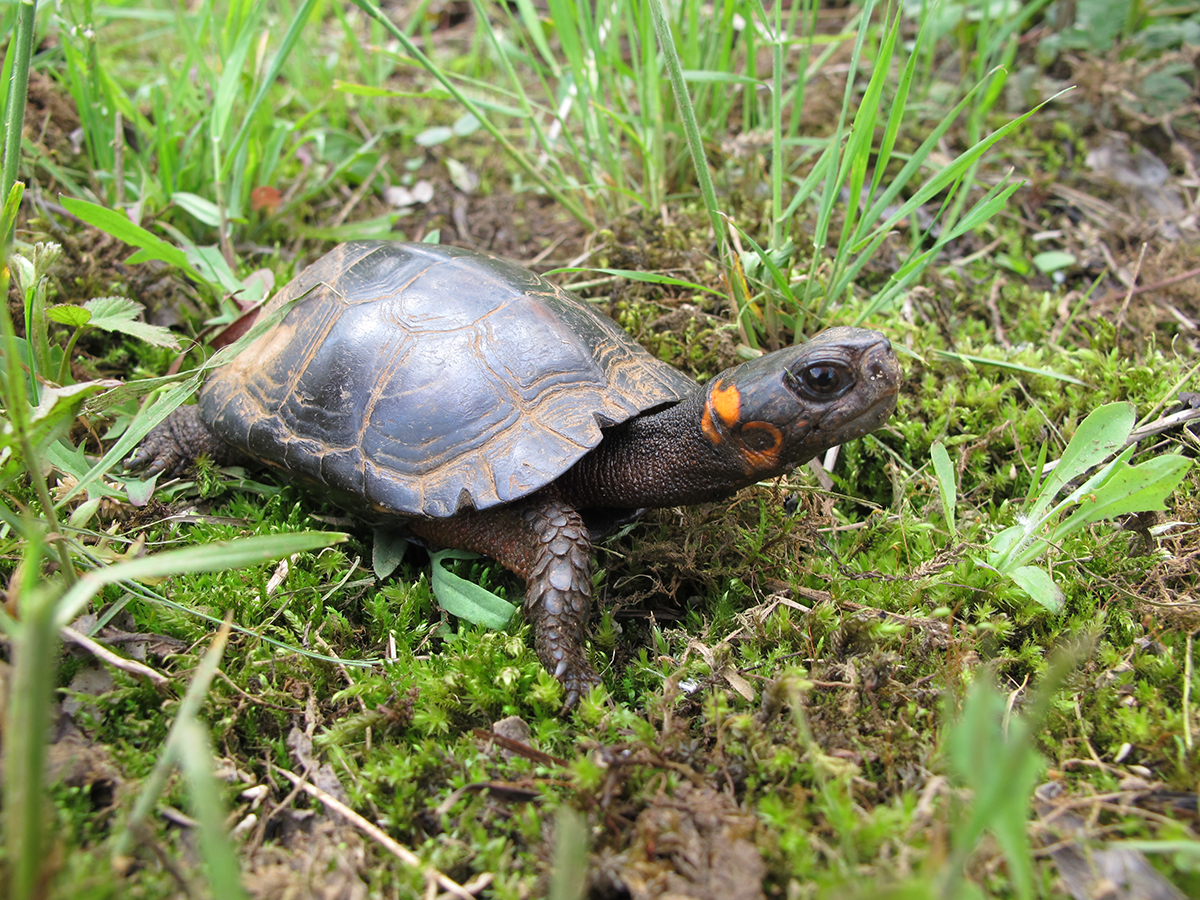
[2,0,1199,897]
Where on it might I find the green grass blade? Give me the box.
[646,0,726,259]
[349,0,595,230]
[113,618,233,863]
[55,531,346,628]
[930,351,1088,386]
[223,0,320,176]
[59,196,205,281]
[177,719,250,899]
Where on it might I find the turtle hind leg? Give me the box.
[518,496,599,709]
[125,405,235,478]
[409,492,600,711]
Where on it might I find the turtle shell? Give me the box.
[199,241,696,518]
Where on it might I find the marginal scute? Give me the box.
[199,241,697,517]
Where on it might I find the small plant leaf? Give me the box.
[185,244,244,294]
[83,297,180,349]
[124,475,159,508]
[372,529,409,580]
[945,678,1044,900]
[429,550,517,629]
[46,304,92,328]
[930,440,957,539]
[173,191,223,228]
[28,381,121,453]
[1032,250,1076,274]
[1033,402,1133,521]
[415,126,453,147]
[1007,565,1064,612]
[1052,454,1192,539]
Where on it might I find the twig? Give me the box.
[60,625,168,685]
[277,768,484,899]
[1185,633,1194,752]
[1097,263,1200,308]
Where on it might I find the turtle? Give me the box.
[128,241,902,707]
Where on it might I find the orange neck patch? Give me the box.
[738,421,784,472]
[709,380,742,427]
[701,379,742,446]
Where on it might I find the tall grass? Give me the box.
[47,0,1046,347]
[347,0,1048,344]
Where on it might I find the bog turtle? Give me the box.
[129,241,902,707]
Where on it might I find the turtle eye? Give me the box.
[786,363,849,400]
[804,364,842,393]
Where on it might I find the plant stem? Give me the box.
[1,0,37,222]
[3,541,58,900]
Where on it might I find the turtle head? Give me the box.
[700,326,901,479]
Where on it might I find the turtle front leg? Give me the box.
[125,405,239,478]
[409,492,601,710]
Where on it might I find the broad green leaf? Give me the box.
[1007,565,1064,612]
[124,475,159,507]
[41,441,127,500]
[430,550,516,629]
[930,441,957,539]
[46,304,92,328]
[58,197,198,278]
[83,297,180,349]
[986,524,1028,565]
[28,381,121,453]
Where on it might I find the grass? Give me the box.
[2,0,1200,897]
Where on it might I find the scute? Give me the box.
[199,241,696,517]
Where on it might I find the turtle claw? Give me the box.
[125,405,236,479]
[559,660,602,713]
[124,435,186,478]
